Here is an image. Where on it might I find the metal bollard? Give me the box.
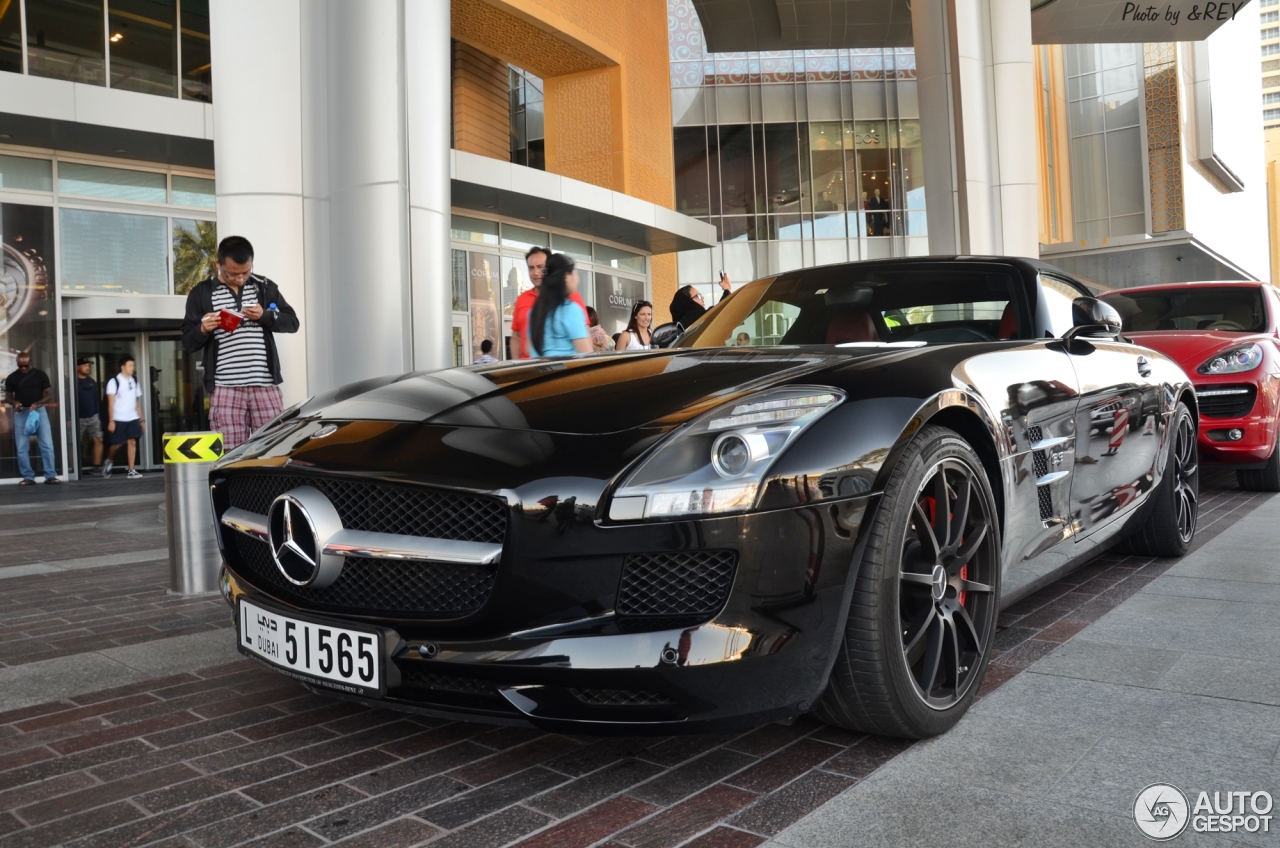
[163,431,225,594]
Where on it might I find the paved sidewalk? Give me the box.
[0,471,1268,848]
[766,485,1280,848]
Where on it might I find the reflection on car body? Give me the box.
[211,257,1198,739]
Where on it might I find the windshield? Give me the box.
[677,265,1020,348]
[1101,287,1267,333]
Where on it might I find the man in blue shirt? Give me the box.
[76,358,103,471]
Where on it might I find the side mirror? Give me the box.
[650,322,682,349]
[1066,297,1122,341]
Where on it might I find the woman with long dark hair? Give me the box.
[615,301,654,351]
[669,272,732,330]
[528,253,592,357]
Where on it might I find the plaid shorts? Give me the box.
[210,385,283,450]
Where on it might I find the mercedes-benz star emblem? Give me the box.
[266,487,346,588]
[270,496,319,583]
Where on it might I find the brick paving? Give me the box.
[0,469,1266,848]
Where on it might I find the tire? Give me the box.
[1123,404,1199,557]
[814,426,1001,739]
[1237,429,1280,492]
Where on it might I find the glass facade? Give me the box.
[449,214,650,366]
[3,0,210,101]
[509,66,545,170]
[669,0,926,295]
[0,151,216,295]
[1063,44,1147,240]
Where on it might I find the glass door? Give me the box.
[74,335,144,472]
[145,333,207,463]
[74,330,206,473]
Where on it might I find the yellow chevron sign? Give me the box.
[163,432,224,463]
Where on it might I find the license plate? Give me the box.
[238,599,383,696]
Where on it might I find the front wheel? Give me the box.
[815,426,1001,739]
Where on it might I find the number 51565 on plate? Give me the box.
[238,598,382,696]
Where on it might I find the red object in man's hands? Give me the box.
[218,309,244,332]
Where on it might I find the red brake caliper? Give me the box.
[923,495,966,606]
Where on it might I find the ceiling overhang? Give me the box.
[690,0,1243,50]
[1041,234,1259,289]
[451,150,718,255]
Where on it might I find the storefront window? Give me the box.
[467,252,501,364]
[59,162,167,204]
[0,156,53,192]
[595,244,646,274]
[108,0,178,97]
[25,0,106,85]
[0,0,21,74]
[59,208,167,294]
[1,203,61,479]
[171,218,215,295]
[451,250,468,313]
[501,224,548,253]
[179,0,211,102]
[594,273,647,337]
[451,215,499,246]
[551,234,592,264]
[171,175,214,208]
[499,255,528,319]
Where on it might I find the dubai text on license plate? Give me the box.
[239,599,382,695]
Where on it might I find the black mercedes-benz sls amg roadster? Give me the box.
[213,257,1198,738]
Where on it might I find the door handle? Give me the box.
[1136,356,1152,377]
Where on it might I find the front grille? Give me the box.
[570,688,675,707]
[616,551,736,630]
[401,670,496,696]
[226,472,506,544]
[1198,385,1257,418]
[230,534,494,619]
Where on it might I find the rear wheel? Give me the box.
[1123,404,1198,556]
[1237,428,1280,492]
[815,426,1000,739]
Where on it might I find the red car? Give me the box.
[1101,282,1280,490]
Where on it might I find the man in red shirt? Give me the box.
[511,246,587,358]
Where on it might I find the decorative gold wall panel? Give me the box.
[452,42,511,162]
[1144,43,1183,234]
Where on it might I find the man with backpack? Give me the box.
[181,236,299,449]
[3,351,58,485]
[103,355,144,479]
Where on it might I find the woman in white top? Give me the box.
[615,301,654,351]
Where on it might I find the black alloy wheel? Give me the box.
[899,459,998,710]
[816,426,1001,738]
[1121,403,1199,557]
[1171,411,1198,544]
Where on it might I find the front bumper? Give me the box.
[1195,376,1280,467]
[216,465,874,734]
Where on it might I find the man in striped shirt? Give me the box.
[181,236,300,449]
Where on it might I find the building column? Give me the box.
[211,0,452,400]
[911,0,1039,257]
[208,0,309,404]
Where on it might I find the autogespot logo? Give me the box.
[1134,784,1276,839]
[1134,784,1190,840]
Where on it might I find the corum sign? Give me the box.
[1031,0,1249,43]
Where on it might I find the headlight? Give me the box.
[608,387,844,521]
[1198,344,1263,375]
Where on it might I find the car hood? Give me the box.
[1122,331,1270,372]
[299,347,897,434]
